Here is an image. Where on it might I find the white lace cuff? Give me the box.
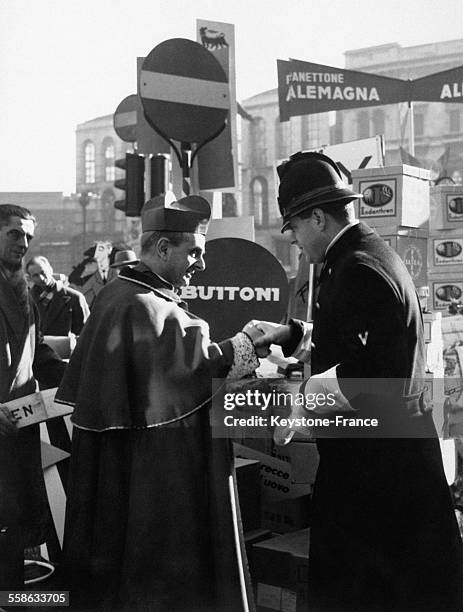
[227,332,259,379]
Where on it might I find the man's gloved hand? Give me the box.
[0,404,19,436]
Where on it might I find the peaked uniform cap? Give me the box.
[277,151,362,232]
[141,194,211,235]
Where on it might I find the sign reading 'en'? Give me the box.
[278,59,408,121]
[179,238,289,342]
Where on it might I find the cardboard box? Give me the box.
[377,226,428,287]
[235,457,261,533]
[428,273,463,313]
[423,311,443,373]
[352,164,430,228]
[252,529,310,612]
[430,185,463,230]
[261,494,312,534]
[423,311,442,344]
[428,230,463,273]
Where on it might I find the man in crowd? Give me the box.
[80,241,118,309]
[252,152,463,611]
[0,204,65,589]
[56,194,264,611]
[108,248,139,274]
[27,255,89,336]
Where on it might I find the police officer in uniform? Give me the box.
[252,152,463,611]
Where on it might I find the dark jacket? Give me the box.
[31,282,89,336]
[0,271,65,589]
[300,223,463,611]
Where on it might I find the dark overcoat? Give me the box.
[56,265,256,612]
[0,271,64,588]
[305,222,463,611]
[31,282,89,336]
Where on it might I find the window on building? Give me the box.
[251,117,267,167]
[449,110,461,133]
[357,111,369,139]
[414,112,424,136]
[103,138,115,182]
[84,141,95,184]
[301,114,322,149]
[250,176,268,227]
[372,109,385,136]
[275,116,291,160]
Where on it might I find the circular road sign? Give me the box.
[140,38,229,143]
[179,238,289,342]
[113,94,140,143]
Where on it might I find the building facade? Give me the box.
[0,191,81,275]
[341,39,463,180]
[75,114,134,249]
[240,38,463,276]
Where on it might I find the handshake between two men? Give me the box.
[240,320,353,446]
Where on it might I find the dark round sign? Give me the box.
[140,38,229,143]
[113,94,140,143]
[180,238,289,342]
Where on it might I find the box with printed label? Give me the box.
[428,230,463,273]
[253,529,310,612]
[430,185,463,230]
[377,226,428,288]
[428,273,463,313]
[352,165,430,229]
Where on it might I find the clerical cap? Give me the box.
[277,151,362,232]
[141,193,211,235]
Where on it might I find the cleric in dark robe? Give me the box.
[56,194,261,611]
[252,152,463,611]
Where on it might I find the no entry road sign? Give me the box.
[113,94,140,143]
[140,38,229,143]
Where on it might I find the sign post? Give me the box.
[140,38,230,196]
[113,95,139,143]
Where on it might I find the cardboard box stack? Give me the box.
[252,529,310,612]
[428,185,463,315]
[234,439,318,535]
[352,165,431,289]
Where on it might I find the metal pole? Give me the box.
[180,142,192,196]
[408,100,415,157]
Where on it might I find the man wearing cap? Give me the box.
[27,255,89,336]
[251,152,463,610]
[55,194,262,611]
[109,248,139,274]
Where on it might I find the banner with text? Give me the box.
[278,59,409,120]
[411,65,463,103]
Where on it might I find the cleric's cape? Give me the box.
[56,265,238,430]
[55,265,256,611]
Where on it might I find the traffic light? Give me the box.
[150,154,169,197]
[114,152,145,216]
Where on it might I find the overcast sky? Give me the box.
[1,0,462,194]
